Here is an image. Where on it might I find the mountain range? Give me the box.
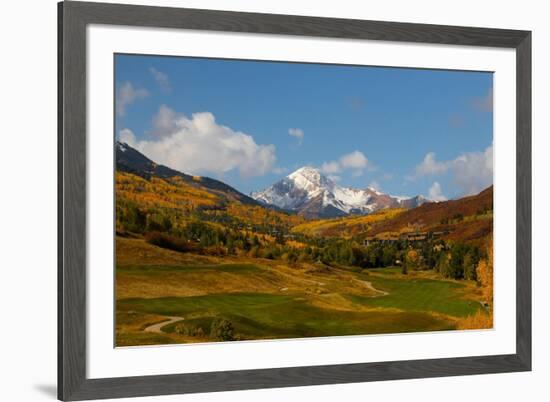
[251,166,427,218]
[116,142,427,219]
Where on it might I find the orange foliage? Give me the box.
[116,172,304,237]
[292,208,404,238]
[477,236,494,305]
[456,309,493,330]
[457,236,494,330]
[406,249,419,262]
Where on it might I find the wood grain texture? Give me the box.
[59,1,87,399]
[515,33,532,370]
[66,1,528,47]
[58,1,532,400]
[57,2,64,397]
[66,354,527,401]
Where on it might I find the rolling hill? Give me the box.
[366,186,492,237]
[291,186,493,244]
[115,142,305,236]
[116,141,258,206]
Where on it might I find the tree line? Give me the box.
[117,198,486,282]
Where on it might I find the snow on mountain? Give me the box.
[251,166,428,218]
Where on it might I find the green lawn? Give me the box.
[116,263,482,344]
[117,291,453,341]
[349,269,480,317]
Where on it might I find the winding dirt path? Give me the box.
[144,316,184,333]
[353,278,389,296]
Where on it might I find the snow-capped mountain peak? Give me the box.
[251,166,428,218]
[287,166,334,192]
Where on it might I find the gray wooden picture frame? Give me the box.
[58,1,532,400]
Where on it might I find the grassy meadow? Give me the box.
[115,236,486,346]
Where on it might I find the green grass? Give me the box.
[368,266,401,275]
[350,269,480,317]
[118,292,454,340]
[116,263,482,344]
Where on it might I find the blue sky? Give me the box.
[115,54,493,200]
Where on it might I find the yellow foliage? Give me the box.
[456,236,494,330]
[116,172,218,212]
[406,249,419,262]
[456,309,493,330]
[286,240,307,249]
[477,236,494,305]
[225,203,305,227]
[292,208,405,237]
[116,172,305,236]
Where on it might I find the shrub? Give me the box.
[452,213,464,222]
[118,203,147,233]
[210,318,235,341]
[463,252,478,281]
[405,249,420,270]
[145,231,199,253]
[436,252,450,275]
[175,323,207,337]
[146,213,172,232]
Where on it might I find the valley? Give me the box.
[115,142,494,346]
[116,238,483,346]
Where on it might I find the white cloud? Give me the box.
[150,104,181,137]
[120,106,276,178]
[340,150,368,170]
[410,144,493,196]
[320,161,341,174]
[320,150,369,177]
[412,152,450,177]
[369,181,381,191]
[453,145,493,195]
[428,182,447,201]
[116,82,148,116]
[119,128,136,145]
[288,128,304,145]
[272,167,288,175]
[149,67,171,93]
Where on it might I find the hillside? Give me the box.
[116,171,305,237]
[116,141,258,206]
[292,208,405,238]
[292,186,493,244]
[366,186,493,240]
[115,142,307,242]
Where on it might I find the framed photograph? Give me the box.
[58,1,531,400]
